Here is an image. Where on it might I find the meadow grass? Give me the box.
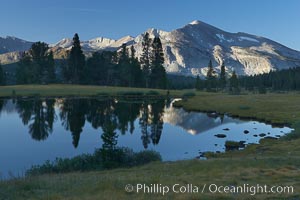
[0,86,300,199]
[0,84,185,98]
[174,91,300,125]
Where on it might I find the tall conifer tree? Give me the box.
[140,32,152,87]
[150,36,166,89]
[0,63,4,85]
[206,60,216,91]
[229,71,240,94]
[219,63,226,90]
[129,45,143,87]
[16,42,55,84]
[66,33,86,84]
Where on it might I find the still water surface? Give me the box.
[0,97,293,178]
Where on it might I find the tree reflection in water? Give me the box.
[14,97,166,149]
[16,98,56,141]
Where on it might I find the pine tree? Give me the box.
[16,52,32,84]
[117,43,130,86]
[29,42,49,83]
[66,33,86,84]
[130,45,135,61]
[219,63,226,90]
[45,51,56,83]
[129,45,143,87]
[0,63,5,85]
[16,42,55,84]
[207,60,214,78]
[119,43,128,63]
[229,71,240,94]
[86,52,105,85]
[150,36,166,89]
[258,76,267,94]
[206,60,216,91]
[140,32,152,87]
[195,75,202,90]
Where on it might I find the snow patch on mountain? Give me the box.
[216,34,234,43]
[238,36,259,43]
[51,35,135,52]
[2,20,300,77]
[189,20,201,25]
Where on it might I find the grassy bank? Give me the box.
[174,92,300,125]
[0,84,186,97]
[1,86,300,199]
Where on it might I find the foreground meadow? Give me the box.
[0,85,300,199]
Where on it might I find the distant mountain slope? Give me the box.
[1,20,300,76]
[0,36,33,64]
[0,36,33,54]
[132,20,300,76]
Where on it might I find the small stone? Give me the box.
[214,134,227,138]
[259,133,266,137]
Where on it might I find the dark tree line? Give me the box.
[16,42,56,84]
[14,33,167,89]
[83,43,143,87]
[10,33,300,92]
[239,67,300,92]
[0,63,5,85]
[195,60,300,93]
[168,74,196,89]
[82,32,167,88]
[195,60,240,94]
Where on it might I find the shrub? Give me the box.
[26,147,162,176]
[134,150,162,166]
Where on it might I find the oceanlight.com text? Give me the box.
[124,183,294,196]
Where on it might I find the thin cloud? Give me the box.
[63,7,111,13]
[45,5,111,14]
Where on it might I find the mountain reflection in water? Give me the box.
[0,97,293,177]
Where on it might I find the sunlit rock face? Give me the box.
[132,20,300,77]
[2,20,300,76]
[52,20,300,77]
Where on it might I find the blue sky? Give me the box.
[1,0,300,50]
